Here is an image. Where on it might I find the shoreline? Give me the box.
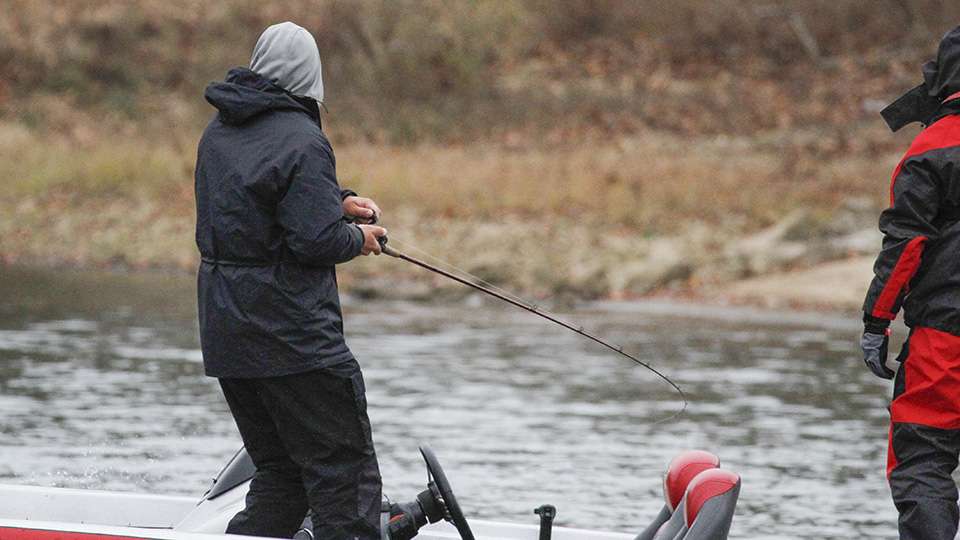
[0,253,871,316]
[0,184,882,315]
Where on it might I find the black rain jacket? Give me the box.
[864,29,960,335]
[195,68,364,378]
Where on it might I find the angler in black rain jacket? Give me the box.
[196,65,371,378]
[195,21,385,540]
[862,25,960,540]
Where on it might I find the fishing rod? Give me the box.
[376,236,688,418]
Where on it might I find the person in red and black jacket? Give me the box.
[862,25,960,540]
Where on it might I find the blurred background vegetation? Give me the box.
[2,0,959,302]
[5,0,955,140]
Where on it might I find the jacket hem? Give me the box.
[204,349,356,379]
[902,318,960,338]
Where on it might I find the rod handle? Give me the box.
[377,235,400,257]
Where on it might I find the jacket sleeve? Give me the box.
[277,139,364,266]
[863,155,942,320]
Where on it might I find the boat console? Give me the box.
[188,444,475,540]
[377,446,475,540]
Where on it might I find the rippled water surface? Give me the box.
[0,266,900,538]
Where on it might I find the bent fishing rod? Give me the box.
[375,236,687,418]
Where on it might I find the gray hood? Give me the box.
[249,21,324,104]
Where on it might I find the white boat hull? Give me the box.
[0,484,633,540]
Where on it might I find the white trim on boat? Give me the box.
[0,518,268,539]
[0,484,635,540]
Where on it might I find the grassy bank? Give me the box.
[1,1,949,301]
[0,119,895,300]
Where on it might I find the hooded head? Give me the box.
[923,26,960,101]
[249,22,324,104]
[883,25,960,131]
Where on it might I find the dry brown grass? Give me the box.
[0,118,900,297]
[337,133,894,233]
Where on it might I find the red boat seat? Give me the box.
[663,450,721,511]
[635,450,720,540]
[668,469,741,540]
[684,469,740,527]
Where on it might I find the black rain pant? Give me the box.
[888,423,960,540]
[219,359,382,539]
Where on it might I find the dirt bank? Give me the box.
[716,257,873,312]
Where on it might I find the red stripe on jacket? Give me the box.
[872,236,928,319]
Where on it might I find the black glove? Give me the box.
[861,314,893,379]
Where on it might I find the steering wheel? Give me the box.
[419,445,475,540]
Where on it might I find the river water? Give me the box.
[0,266,900,538]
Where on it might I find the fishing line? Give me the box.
[377,236,688,423]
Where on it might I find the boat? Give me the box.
[0,446,739,539]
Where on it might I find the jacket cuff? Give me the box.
[341,189,357,201]
[351,223,365,256]
[863,313,891,334]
